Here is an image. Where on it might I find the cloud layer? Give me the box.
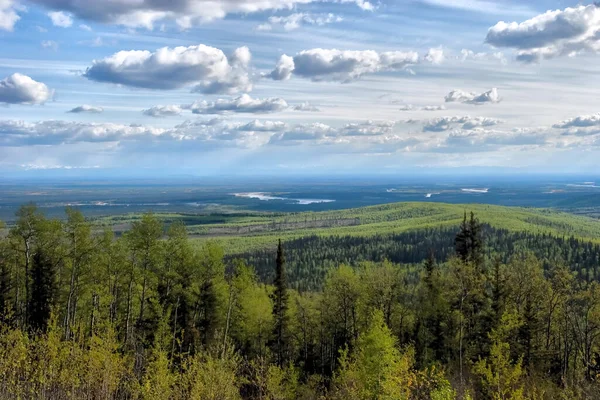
[257,13,342,31]
[28,0,372,29]
[84,44,252,94]
[188,94,288,114]
[0,73,53,104]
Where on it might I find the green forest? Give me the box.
[1,203,600,399]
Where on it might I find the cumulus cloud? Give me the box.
[341,120,395,136]
[48,11,73,27]
[84,44,252,94]
[485,5,600,63]
[269,122,339,144]
[268,120,398,146]
[188,94,288,114]
[142,105,183,117]
[292,102,320,112]
[423,47,445,64]
[28,0,371,29]
[0,73,53,105]
[553,113,600,129]
[0,0,19,31]
[269,48,419,82]
[257,13,342,31]
[237,120,287,132]
[423,116,502,132]
[68,105,104,114]
[269,55,295,81]
[445,88,500,105]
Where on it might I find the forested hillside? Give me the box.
[235,226,600,291]
[0,204,600,399]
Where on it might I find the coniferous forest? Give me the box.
[1,205,600,399]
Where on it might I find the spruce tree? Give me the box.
[272,239,289,366]
[455,211,483,266]
[0,260,11,322]
[455,212,470,263]
[28,250,56,332]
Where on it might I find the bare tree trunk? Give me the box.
[125,275,134,345]
[222,288,234,359]
[65,264,77,339]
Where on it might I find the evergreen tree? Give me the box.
[28,250,57,332]
[272,239,289,366]
[455,211,484,266]
[0,256,11,322]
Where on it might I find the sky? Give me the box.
[0,0,600,178]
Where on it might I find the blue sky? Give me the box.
[0,0,600,177]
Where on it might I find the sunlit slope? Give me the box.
[184,202,600,253]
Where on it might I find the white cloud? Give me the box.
[79,24,91,31]
[48,11,73,27]
[399,104,446,111]
[143,105,183,117]
[292,102,320,112]
[0,120,165,146]
[445,88,500,104]
[421,105,446,111]
[341,120,395,136]
[237,120,287,132]
[41,40,58,50]
[258,13,342,31]
[21,164,100,170]
[423,47,445,64]
[0,0,19,31]
[84,44,252,94]
[269,48,420,82]
[269,122,339,144]
[553,113,600,129]
[440,128,549,151]
[68,105,104,113]
[423,116,470,132]
[269,54,295,80]
[29,0,371,29]
[0,73,53,105]
[423,116,502,132]
[417,0,532,16]
[486,5,600,63]
[0,118,305,150]
[460,49,507,64]
[188,94,288,114]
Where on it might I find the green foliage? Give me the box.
[473,311,525,400]
[0,204,599,399]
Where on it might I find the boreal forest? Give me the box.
[1,204,600,399]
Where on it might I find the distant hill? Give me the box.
[129,202,600,253]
